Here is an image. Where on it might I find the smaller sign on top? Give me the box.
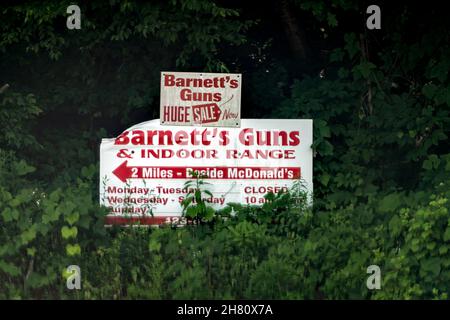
[160,71,242,127]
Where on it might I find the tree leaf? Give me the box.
[61,226,78,239]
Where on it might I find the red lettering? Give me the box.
[114,131,129,145]
[289,131,300,146]
[162,106,190,122]
[164,74,175,86]
[131,130,145,145]
[219,131,229,146]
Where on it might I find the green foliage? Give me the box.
[1,163,450,299]
[275,12,450,211]
[0,153,109,298]
[181,170,216,222]
[0,92,41,150]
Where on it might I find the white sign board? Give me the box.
[100,119,312,225]
[160,72,242,127]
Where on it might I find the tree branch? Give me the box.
[0,83,10,94]
[279,0,310,61]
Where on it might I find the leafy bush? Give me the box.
[1,165,450,299]
[0,154,109,299]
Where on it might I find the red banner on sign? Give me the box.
[112,161,300,182]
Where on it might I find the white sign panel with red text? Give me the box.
[160,72,241,127]
[100,119,312,225]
